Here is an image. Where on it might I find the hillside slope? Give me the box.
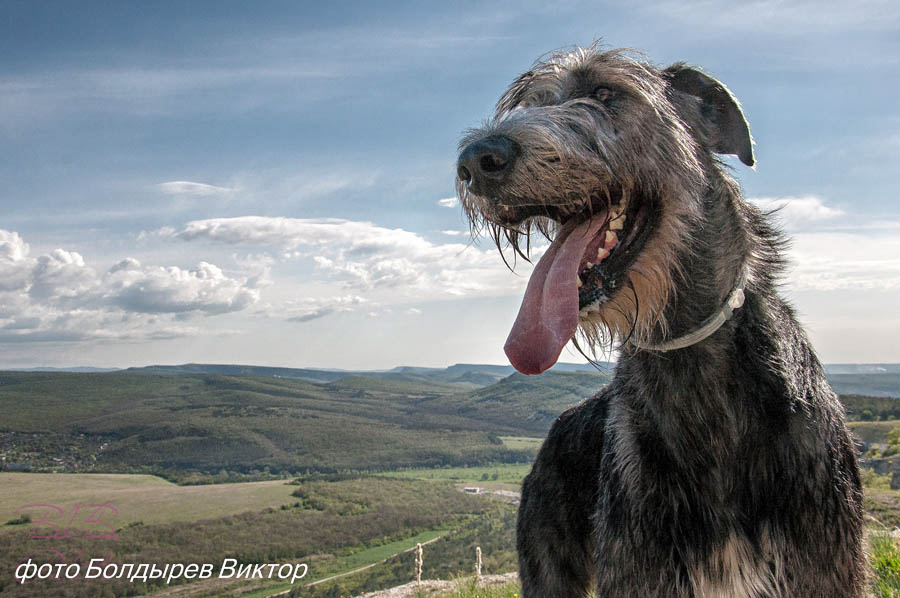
[0,370,607,478]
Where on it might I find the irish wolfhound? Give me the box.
[456,44,866,597]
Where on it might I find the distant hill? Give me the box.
[121,361,614,387]
[22,360,894,380]
[417,370,611,435]
[6,366,120,373]
[1,364,899,480]
[0,370,547,479]
[825,364,900,375]
[122,363,351,382]
[0,366,614,480]
[827,374,900,398]
[118,362,899,396]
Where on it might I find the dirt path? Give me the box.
[353,572,519,598]
[265,535,445,597]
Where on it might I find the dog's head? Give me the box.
[456,45,754,374]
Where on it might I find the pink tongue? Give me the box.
[504,215,608,375]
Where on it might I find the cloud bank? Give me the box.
[157,181,234,196]
[3,194,896,348]
[172,216,532,300]
[0,229,259,343]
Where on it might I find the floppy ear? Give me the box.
[665,63,755,167]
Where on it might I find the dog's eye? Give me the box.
[593,86,615,103]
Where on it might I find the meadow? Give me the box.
[0,476,505,597]
[0,473,297,529]
[376,463,532,485]
[2,367,899,596]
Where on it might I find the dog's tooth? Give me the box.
[609,217,624,231]
[596,247,610,261]
[585,262,593,269]
[605,230,619,247]
[577,276,583,287]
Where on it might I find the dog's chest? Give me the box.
[594,407,783,597]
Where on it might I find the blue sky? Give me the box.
[1,0,898,369]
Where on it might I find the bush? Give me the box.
[4,514,30,526]
[872,534,900,597]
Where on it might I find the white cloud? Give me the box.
[104,261,260,315]
[0,298,202,343]
[749,195,844,231]
[175,217,416,251]
[0,230,32,292]
[438,197,459,208]
[29,249,97,302]
[0,228,261,344]
[784,231,900,292]
[283,295,367,323]
[0,229,29,261]
[137,226,176,242]
[170,210,900,308]
[741,197,900,291]
[157,181,234,196]
[171,216,532,302]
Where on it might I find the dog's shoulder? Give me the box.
[539,383,612,462]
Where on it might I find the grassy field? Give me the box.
[0,473,297,530]
[499,436,542,451]
[6,471,900,597]
[871,533,900,598]
[238,529,447,598]
[849,420,900,445]
[377,463,532,485]
[442,579,521,598]
[0,476,497,598]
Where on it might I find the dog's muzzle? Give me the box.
[456,135,519,197]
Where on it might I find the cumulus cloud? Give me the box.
[169,209,900,307]
[157,180,233,196]
[0,230,32,292]
[0,228,260,343]
[170,216,529,301]
[284,295,367,323]
[105,261,260,314]
[30,249,97,301]
[749,195,844,231]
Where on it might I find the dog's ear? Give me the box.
[664,64,755,167]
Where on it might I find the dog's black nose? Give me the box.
[457,136,518,195]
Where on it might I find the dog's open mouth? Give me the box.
[501,189,654,375]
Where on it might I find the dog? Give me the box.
[456,44,866,597]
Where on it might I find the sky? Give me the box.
[0,0,898,369]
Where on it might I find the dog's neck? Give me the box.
[637,174,757,352]
[629,267,747,352]
[614,178,815,460]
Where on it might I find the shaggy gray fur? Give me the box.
[456,44,866,597]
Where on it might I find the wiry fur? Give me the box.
[458,47,708,348]
[457,44,866,597]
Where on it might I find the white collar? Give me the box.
[629,268,748,352]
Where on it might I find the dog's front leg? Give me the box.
[516,402,605,598]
